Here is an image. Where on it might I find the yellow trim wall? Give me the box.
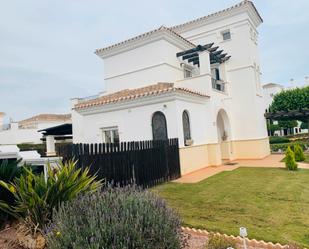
[179,137,270,175]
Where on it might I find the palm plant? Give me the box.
[0,159,23,225]
[0,160,102,232]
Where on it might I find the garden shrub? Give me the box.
[205,233,237,249]
[0,160,102,232]
[270,141,309,152]
[269,136,290,144]
[0,159,23,227]
[294,144,305,162]
[47,186,182,249]
[285,146,298,171]
[18,143,46,156]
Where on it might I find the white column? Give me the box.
[46,135,56,156]
[0,112,5,131]
[198,50,211,75]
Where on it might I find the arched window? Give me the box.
[152,111,168,140]
[182,110,191,146]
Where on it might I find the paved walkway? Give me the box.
[175,154,309,183]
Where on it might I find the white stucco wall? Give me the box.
[0,123,42,145]
[103,39,188,93]
[175,9,268,141]
[72,2,270,164]
[0,121,71,145]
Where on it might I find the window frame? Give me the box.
[221,30,231,41]
[101,126,119,143]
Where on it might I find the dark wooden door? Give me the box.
[152,112,168,140]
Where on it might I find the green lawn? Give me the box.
[153,168,309,247]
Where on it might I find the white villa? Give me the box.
[72,0,270,174]
[0,113,71,145]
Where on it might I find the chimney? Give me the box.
[0,112,5,130]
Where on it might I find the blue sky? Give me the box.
[0,0,308,121]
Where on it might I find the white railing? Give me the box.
[212,78,226,92]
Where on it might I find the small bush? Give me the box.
[269,136,290,144]
[47,186,181,249]
[285,146,298,171]
[205,234,236,249]
[270,141,309,152]
[18,143,46,156]
[294,144,305,162]
[0,160,102,232]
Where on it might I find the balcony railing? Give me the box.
[212,78,225,92]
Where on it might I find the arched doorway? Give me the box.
[152,111,168,140]
[216,109,232,162]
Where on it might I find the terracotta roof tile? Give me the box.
[19,114,71,124]
[74,83,209,110]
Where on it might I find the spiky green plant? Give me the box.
[285,146,298,171]
[294,144,305,162]
[0,159,23,226]
[0,160,102,232]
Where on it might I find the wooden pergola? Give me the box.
[176,43,231,66]
[265,109,309,120]
[265,109,309,136]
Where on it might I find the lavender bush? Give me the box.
[47,186,182,249]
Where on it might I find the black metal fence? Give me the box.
[57,138,181,187]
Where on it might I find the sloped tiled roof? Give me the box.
[74,83,209,110]
[171,0,263,31]
[19,114,71,125]
[95,26,195,55]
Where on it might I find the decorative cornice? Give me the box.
[171,1,263,33]
[95,26,195,59]
[74,83,209,111]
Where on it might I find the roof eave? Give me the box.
[74,89,209,113]
[171,1,263,33]
[95,28,195,59]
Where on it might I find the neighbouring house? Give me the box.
[263,83,309,136]
[0,113,71,145]
[72,0,270,174]
[0,145,59,180]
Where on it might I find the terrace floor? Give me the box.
[175,154,309,183]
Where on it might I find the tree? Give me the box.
[300,121,308,129]
[270,86,309,113]
[278,120,298,134]
[294,144,305,162]
[285,146,298,171]
[269,86,309,135]
[267,123,280,136]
